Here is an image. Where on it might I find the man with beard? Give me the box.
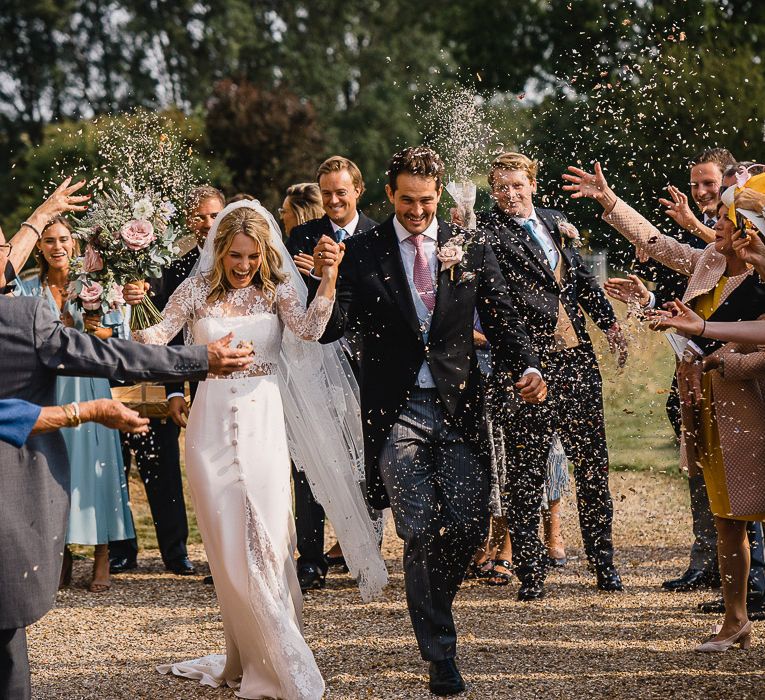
[110,185,225,577]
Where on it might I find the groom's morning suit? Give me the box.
[318,214,538,660]
[110,247,199,569]
[0,295,208,699]
[287,212,378,578]
[479,205,619,585]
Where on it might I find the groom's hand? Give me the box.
[515,373,547,403]
[206,333,253,376]
[313,236,342,276]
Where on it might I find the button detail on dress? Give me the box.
[238,474,245,482]
[230,386,237,394]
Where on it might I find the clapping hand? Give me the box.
[606,322,629,368]
[604,275,651,307]
[515,373,547,404]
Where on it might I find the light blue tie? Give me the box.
[335,228,347,243]
[522,219,558,269]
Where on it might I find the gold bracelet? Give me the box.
[71,401,81,427]
[62,403,75,427]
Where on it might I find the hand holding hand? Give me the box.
[123,281,149,306]
[645,299,704,337]
[562,162,617,212]
[734,188,765,213]
[167,395,190,428]
[313,236,343,279]
[293,253,315,277]
[207,332,253,376]
[89,398,149,434]
[515,372,547,404]
[604,275,651,306]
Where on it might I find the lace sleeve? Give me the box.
[275,275,334,341]
[132,277,200,345]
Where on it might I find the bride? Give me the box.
[133,200,386,699]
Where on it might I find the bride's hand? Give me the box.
[322,243,345,282]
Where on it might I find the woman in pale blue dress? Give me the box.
[16,216,134,592]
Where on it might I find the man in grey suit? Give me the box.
[0,289,252,699]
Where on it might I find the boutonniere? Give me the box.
[437,234,470,280]
[555,219,582,247]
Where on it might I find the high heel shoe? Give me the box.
[694,620,752,652]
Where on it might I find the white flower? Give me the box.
[557,220,582,246]
[132,197,155,220]
[159,200,177,222]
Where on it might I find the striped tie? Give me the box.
[406,234,435,313]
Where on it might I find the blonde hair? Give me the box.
[285,182,324,226]
[489,152,538,187]
[316,155,365,195]
[206,207,286,303]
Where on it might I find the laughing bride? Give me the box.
[132,200,386,699]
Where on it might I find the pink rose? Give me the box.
[119,219,156,251]
[79,281,104,311]
[82,244,104,273]
[436,242,465,271]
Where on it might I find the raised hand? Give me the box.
[659,186,695,229]
[515,372,547,404]
[562,162,617,212]
[206,332,253,376]
[645,299,704,337]
[606,322,628,368]
[312,236,343,279]
[604,275,651,307]
[33,176,91,220]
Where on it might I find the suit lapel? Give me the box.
[719,270,754,307]
[507,214,558,285]
[372,218,422,338]
[429,220,457,340]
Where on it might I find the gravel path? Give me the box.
[28,470,765,699]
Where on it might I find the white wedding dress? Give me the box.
[135,274,332,699]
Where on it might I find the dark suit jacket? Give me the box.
[0,295,208,629]
[286,212,378,256]
[478,206,617,359]
[149,247,200,399]
[318,215,538,509]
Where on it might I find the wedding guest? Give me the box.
[113,185,225,577]
[564,162,765,651]
[16,217,134,593]
[313,146,546,694]
[474,152,626,600]
[280,182,323,238]
[0,177,89,294]
[287,156,380,592]
[0,233,250,699]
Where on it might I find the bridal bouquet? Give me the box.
[69,185,181,328]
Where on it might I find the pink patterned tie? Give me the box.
[406,234,435,313]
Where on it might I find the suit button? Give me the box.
[238,474,245,482]
[230,387,237,394]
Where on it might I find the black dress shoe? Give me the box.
[109,556,137,574]
[661,567,720,592]
[298,564,326,593]
[518,578,545,601]
[428,659,465,696]
[325,555,349,572]
[596,564,624,592]
[203,575,214,585]
[699,592,765,617]
[545,555,567,569]
[698,596,725,614]
[166,557,196,576]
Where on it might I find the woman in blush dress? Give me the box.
[135,201,385,699]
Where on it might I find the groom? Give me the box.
[313,146,546,695]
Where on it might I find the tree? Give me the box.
[205,79,325,209]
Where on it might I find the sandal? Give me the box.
[88,579,112,593]
[466,558,494,580]
[486,559,514,586]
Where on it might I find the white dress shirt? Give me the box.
[331,212,360,239]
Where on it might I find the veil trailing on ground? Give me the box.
[196,200,387,601]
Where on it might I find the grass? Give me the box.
[122,303,682,553]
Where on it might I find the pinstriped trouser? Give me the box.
[378,388,489,662]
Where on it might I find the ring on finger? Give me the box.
[318,251,324,259]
